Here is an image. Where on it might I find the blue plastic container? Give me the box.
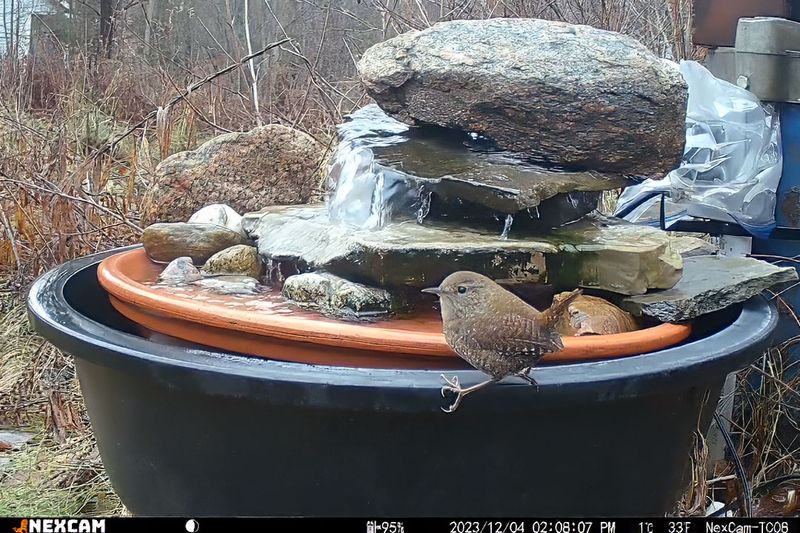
[751,102,800,379]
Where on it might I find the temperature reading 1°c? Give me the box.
[638,522,653,533]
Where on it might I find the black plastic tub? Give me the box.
[27,247,778,517]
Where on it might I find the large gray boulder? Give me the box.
[358,18,687,176]
[243,205,696,295]
[141,125,327,225]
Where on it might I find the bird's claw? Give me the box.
[440,373,460,389]
[439,374,465,412]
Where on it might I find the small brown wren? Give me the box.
[423,271,581,412]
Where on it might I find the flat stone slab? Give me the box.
[358,18,687,176]
[327,104,627,228]
[244,205,692,295]
[622,255,799,321]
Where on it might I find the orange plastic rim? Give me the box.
[97,249,692,367]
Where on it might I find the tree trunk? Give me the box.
[99,0,113,57]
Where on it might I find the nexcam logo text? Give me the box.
[16,520,106,533]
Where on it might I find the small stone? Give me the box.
[196,276,262,295]
[622,256,799,321]
[188,204,244,236]
[553,293,639,336]
[202,245,264,279]
[282,272,402,318]
[142,223,249,265]
[158,257,202,285]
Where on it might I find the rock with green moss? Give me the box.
[282,272,404,318]
[202,245,264,279]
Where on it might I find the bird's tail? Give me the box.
[541,288,582,328]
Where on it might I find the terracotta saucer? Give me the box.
[97,249,692,369]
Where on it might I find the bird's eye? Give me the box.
[457,285,467,294]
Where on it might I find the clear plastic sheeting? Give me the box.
[615,60,782,238]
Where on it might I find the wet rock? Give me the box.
[196,276,262,296]
[358,19,686,176]
[142,223,249,264]
[189,204,244,236]
[158,257,202,285]
[553,293,639,336]
[243,205,687,295]
[622,256,799,321]
[282,272,403,318]
[202,245,264,279]
[327,104,627,228]
[141,125,327,225]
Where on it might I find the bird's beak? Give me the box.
[421,287,441,296]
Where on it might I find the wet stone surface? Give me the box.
[282,272,405,319]
[195,276,263,296]
[244,205,694,295]
[158,257,203,285]
[202,245,264,279]
[327,104,627,229]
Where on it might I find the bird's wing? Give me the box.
[481,312,561,357]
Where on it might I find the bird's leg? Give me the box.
[516,367,538,386]
[440,374,500,413]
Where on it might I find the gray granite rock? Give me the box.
[202,245,264,279]
[141,124,326,225]
[282,272,403,318]
[622,255,798,321]
[142,223,249,264]
[358,18,687,176]
[158,257,202,285]
[243,204,690,295]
